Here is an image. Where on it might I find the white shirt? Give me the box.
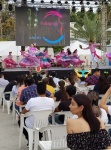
[25,97,55,128]
[0,78,9,87]
[100,108,108,124]
[12,85,18,97]
[53,77,60,85]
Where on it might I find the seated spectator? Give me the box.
[54,80,69,101]
[20,77,52,105]
[87,90,108,124]
[53,85,77,124]
[43,77,55,95]
[18,82,54,143]
[15,77,28,112]
[0,73,9,87]
[94,75,110,94]
[67,94,111,150]
[48,76,56,88]
[4,77,17,101]
[51,71,60,85]
[85,68,100,86]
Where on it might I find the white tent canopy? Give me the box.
[64,41,102,56]
[0,41,21,56]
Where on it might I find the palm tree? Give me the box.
[70,13,102,43]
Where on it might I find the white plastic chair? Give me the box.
[53,111,73,124]
[34,125,69,150]
[0,87,5,104]
[87,85,94,91]
[55,101,60,108]
[76,87,88,95]
[19,110,53,150]
[2,91,14,114]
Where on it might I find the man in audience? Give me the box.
[0,73,9,87]
[20,77,53,105]
[19,81,55,142]
[51,71,60,85]
[84,68,100,86]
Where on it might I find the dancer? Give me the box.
[70,49,85,67]
[79,40,101,68]
[106,52,111,62]
[3,52,17,68]
[19,44,40,67]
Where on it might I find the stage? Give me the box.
[1,65,111,81]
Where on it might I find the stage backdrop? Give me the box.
[15,7,70,46]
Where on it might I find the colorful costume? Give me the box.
[40,57,51,68]
[70,52,85,66]
[3,54,17,68]
[106,53,111,62]
[82,43,101,62]
[19,49,40,67]
[55,52,71,67]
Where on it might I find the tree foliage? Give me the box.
[70,13,102,42]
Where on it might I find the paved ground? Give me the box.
[0,106,28,150]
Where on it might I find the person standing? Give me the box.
[79,40,101,68]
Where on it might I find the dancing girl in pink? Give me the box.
[80,40,101,68]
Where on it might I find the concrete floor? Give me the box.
[0,106,28,150]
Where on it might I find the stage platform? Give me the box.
[2,65,111,81]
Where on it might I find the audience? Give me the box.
[93,75,110,94]
[0,73,9,87]
[18,82,54,143]
[43,77,55,95]
[51,71,60,85]
[87,90,108,124]
[85,68,100,86]
[54,80,69,101]
[100,87,111,115]
[54,85,77,124]
[67,94,111,149]
[20,77,52,105]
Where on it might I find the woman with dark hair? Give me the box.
[94,75,110,94]
[67,94,111,150]
[54,80,69,101]
[48,76,56,88]
[67,48,72,55]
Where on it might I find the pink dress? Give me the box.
[83,44,101,59]
[19,48,40,67]
[3,54,17,68]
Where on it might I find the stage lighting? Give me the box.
[72,6,76,12]
[81,6,85,12]
[80,0,83,5]
[57,0,61,4]
[89,7,93,12]
[72,0,75,5]
[22,0,27,5]
[8,4,13,11]
[41,0,44,3]
[104,0,108,5]
[31,0,34,3]
[86,2,90,5]
[0,4,2,11]
[50,0,53,4]
[97,8,101,13]
[95,1,98,5]
[65,0,68,4]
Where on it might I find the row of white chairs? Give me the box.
[19,110,72,150]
